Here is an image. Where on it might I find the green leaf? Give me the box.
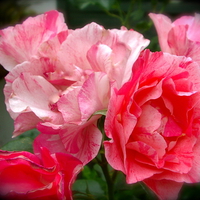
[1,137,34,152]
[69,0,95,9]
[18,129,39,139]
[1,129,39,152]
[87,109,107,121]
[69,0,116,10]
[97,0,115,10]
[92,109,107,116]
[82,165,98,180]
[73,179,106,200]
[130,9,145,22]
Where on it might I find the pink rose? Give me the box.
[149,13,200,65]
[104,49,200,200]
[57,23,149,87]
[1,12,149,164]
[0,10,68,71]
[34,114,103,165]
[0,148,82,200]
[33,73,109,164]
[4,64,109,163]
[3,21,149,133]
[2,12,149,130]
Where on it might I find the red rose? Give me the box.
[104,50,200,200]
[0,148,82,200]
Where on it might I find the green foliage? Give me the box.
[73,164,107,200]
[1,129,39,153]
[66,0,168,51]
[73,160,158,200]
[69,0,115,10]
[178,183,200,200]
[73,179,105,200]
[88,109,107,121]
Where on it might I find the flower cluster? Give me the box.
[1,10,200,200]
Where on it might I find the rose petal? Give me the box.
[144,179,183,200]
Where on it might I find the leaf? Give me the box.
[97,0,115,10]
[87,109,107,121]
[18,129,39,139]
[131,9,145,22]
[93,109,107,116]
[1,137,34,152]
[1,129,39,152]
[69,0,116,10]
[69,0,95,9]
[73,179,106,200]
[113,172,157,200]
[82,165,97,179]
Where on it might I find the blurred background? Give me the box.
[0,0,200,199]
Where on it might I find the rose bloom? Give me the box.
[0,10,149,164]
[104,49,200,200]
[0,147,82,200]
[149,13,200,65]
[0,10,68,71]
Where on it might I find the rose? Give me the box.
[1,10,149,133]
[4,62,110,164]
[33,72,110,165]
[149,13,200,65]
[1,11,149,131]
[1,11,149,164]
[104,49,200,200]
[57,23,149,87]
[0,10,68,71]
[0,147,82,200]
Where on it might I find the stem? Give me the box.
[111,169,118,183]
[103,9,123,25]
[96,115,115,200]
[101,153,114,200]
[96,153,114,200]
